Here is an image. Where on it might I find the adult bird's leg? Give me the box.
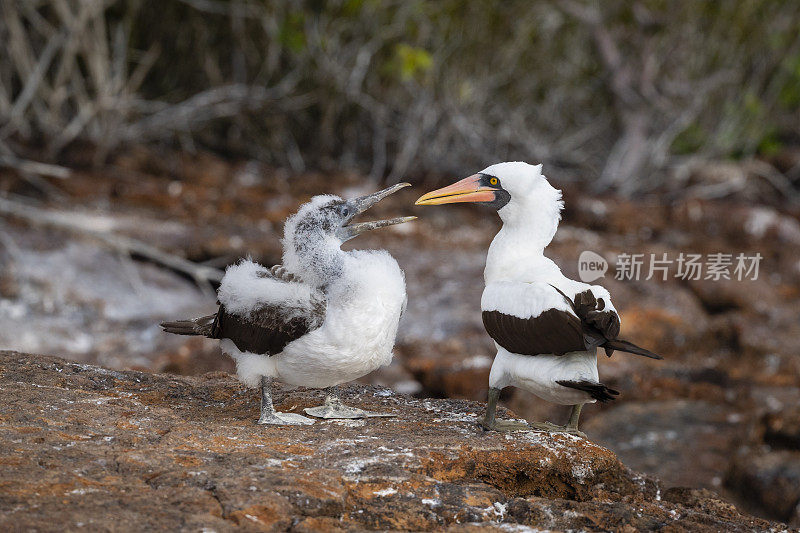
[304,386,394,419]
[481,387,499,429]
[481,387,529,432]
[529,404,586,438]
[257,376,315,426]
[566,404,583,431]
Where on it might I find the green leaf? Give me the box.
[394,43,433,82]
[279,12,306,53]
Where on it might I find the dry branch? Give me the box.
[0,155,71,179]
[0,196,223,292]
[1,1,799,196]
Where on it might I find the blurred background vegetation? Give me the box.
[3,3,800,522]
[2,0,800,194]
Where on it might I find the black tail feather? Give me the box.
[557,380,620,403]
[160,314,217,337]
[603,338,663,359]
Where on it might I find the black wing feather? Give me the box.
[213,298,325,355]
[481,284,663,360]
[482,309,587,356]
[214,264,326,355]
[160,264,326,356]
[553,285,662,360]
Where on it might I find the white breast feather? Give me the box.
[481,281,575,320]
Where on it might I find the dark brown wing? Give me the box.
[213,264,326,355]
[550,285,662,360]
[573,290,620,340]
[482,309,588,356]
[212,301,324,355]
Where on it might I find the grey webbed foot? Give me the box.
[258,411,315,425]
[529,405,587,437]
[529,420,586,438]
[481,418,531,432]
[304,395,394,419]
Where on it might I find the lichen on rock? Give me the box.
[0,351,789,531]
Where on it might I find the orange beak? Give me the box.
[414,174,496,206]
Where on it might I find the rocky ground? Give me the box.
[0,351,793,532]
[1,147,800,525]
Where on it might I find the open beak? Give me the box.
[415,174,495,205]
[339,182,416,241]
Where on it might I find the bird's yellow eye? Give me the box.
[490,177,498,186]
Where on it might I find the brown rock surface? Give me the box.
[582,400,747,490]
[728,450,800,525]
[3,151,800,526]
[0,351,790,532]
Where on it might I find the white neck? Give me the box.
[484,192,562,284]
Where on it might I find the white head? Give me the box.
[415,161,564,247]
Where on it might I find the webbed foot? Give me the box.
[481,418,531,432]
[529,421,586,438]
[257,411,315,426]
[304,396,394,419]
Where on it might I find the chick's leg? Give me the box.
[257,376,315,425]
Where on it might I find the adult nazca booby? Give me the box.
[161,183,415,425]
[415,162,661,435]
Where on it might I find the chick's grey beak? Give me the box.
[342,216,417,240]
[339,182,416,241]
[349,182,412,215]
